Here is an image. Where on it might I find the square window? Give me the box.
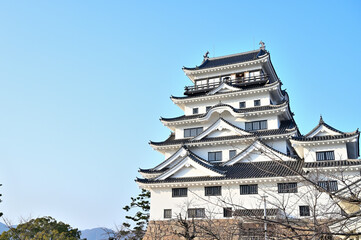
[239,102,246,108]
[206,106,211,112]
[223,208,232,218]
[193,108,199,114]
[172,188,187,197]
[205,186,221,196]
[299,206,310,216]
[164,209,172,218]
[254,100,261,106]
[229,150,236,159]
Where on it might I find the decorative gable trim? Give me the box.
[153,146,189,171]
[305,116,344,137]
[206,82,241,95]
[223,140,296,166]
[192,118,252,141]
[155,155,225,181]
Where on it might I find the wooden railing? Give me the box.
[184,75,269,95]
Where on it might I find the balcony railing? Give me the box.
[184,75,269,95]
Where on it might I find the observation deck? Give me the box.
[184,75,269,96]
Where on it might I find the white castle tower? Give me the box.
[136,43,360,239]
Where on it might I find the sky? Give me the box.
[0,0,360,230]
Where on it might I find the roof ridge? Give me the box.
[207,49,261,61]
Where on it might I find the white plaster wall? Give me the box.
[174,114,280,139]
[149,173,361,221]
[188,144,248,162]
[303,143,348,162]
[263,139,287,154]
[183,92,271,115]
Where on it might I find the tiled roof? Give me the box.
[305,116,345,137]
[303,159,361,168]
[150,120,297,146]
[291,132,359,142]
[137,159,361,184]
[136,160,303,184]
[183,49,267,70]
[171,81,280,100]
[161,101,288,122]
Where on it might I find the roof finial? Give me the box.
[203,51,209,60]
[319,115,324,124]
[259,41,265,50]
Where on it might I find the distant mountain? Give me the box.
[80,227,113,240]
[0,222,9,234]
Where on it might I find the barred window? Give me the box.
[318,181,338,192]
[245,120,267,131]
[278,182,298,193]
[184,127,203,138]
[299,206,310,216]
[229,150,237,159]
[172,188,187,197]
[316,151,335,161]
[208,151,222,162]
[223,207,232,218]
[188,208,205,218]
[240,184,258,195]
[164,209,172,218]
[205,186,221,196]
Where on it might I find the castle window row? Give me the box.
[163,205,311,219]
[171,182,339,198]
[191,98,264,115]
[184,120,268,138]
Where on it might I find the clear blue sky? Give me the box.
[0,0,360,230]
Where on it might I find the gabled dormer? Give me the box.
[290,117,359,161]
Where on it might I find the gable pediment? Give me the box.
[192,118,252,141]
[155,156,224,180]
[223,140,296,166]
[307,125,342,137]
[207,82,241,95]
[153,147,189,171]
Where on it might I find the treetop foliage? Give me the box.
[0,216,81,240]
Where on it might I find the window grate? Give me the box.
[205,186,221,196]
[172,188,187,197]
[164,209,172,218]
[245,120,267,131]
[278,183,298,193]
[316,151,335,161]
[208,151,222,162]
[240,185,258,195]
[318,181,338,192]
[188,208,205,218]
[184,127,203,138]
[299,206,310,216]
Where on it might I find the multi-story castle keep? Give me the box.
[136,43,361,239]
